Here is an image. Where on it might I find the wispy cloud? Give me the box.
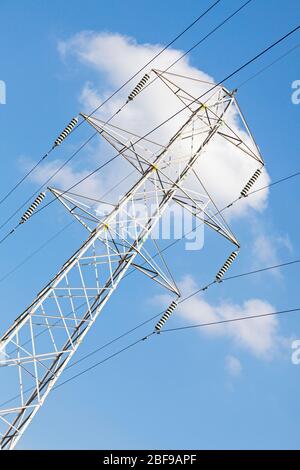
[157,275,283,360]
[225,355,242,378]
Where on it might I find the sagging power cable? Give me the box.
[0,0,222,209]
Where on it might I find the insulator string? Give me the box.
[155,299,179,332]
[240,168,262,197]
[53,117,79,147]
[19,192,46,224]
[215,250,239,282]
[127,74,151,102]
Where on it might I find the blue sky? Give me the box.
[0,0,300,450]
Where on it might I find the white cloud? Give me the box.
[21,157,103,200]
[53,31,271,221]
[251,224,293,279]
[158,275,282,360]
[225,355,242,377]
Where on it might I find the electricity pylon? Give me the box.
[0,71,263,449]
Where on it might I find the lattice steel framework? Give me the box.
[0,71,263,449]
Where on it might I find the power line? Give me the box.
[2,300,299,409]
[3,6,300,447]
[60,256,300,374]
[2,156,300,286]
[29,21,300,222]
[0,0,222,210]
[121,166,300,281]
[2,112,297,367]
[0,334,152,409]
[0,147,53,208]
[219,23,300,87]
[13,16,298,258]
[54,334,155,391]
[1,255,299,410]
[175,260,300,301]
[0,35,298,264]
[0,307,161,409]
[237,42,300,89]
[0,171,139,282]
[0,150,119,246]
[46,305,300,394]
[2,7,300,413]
[2,10,299,252]
[0,0,260,235]
[2,300,298,412]
[25,26,300,250]
[161,307,300,333]
[0,132,98,232]
[85,0,223,120]
[0,221,75,283]
[222,258,300,281]
[141,0,255,93]
[248,169,300,196]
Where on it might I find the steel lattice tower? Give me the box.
[0,71,263,449]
